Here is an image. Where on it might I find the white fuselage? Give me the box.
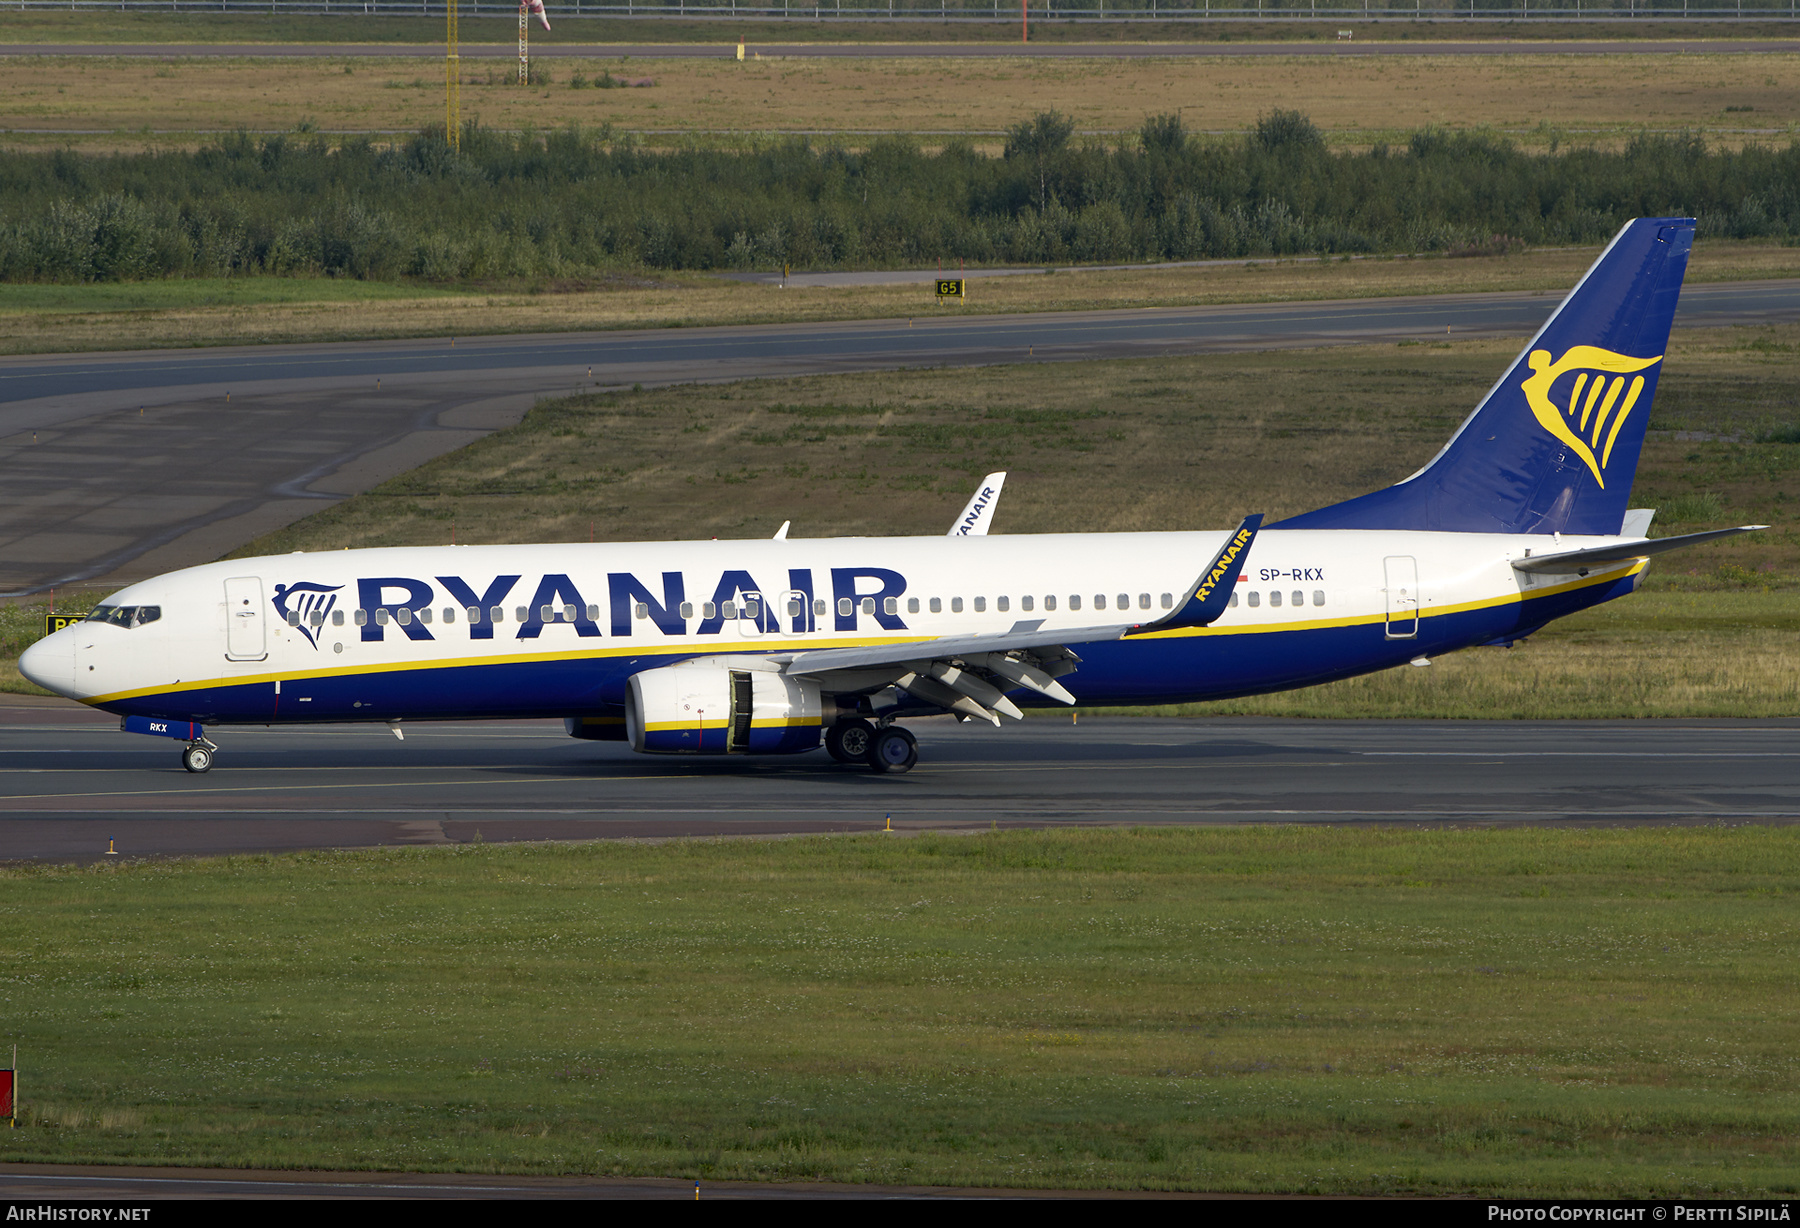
[27,527,1643,724]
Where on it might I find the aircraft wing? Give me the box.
[1512,526,1765,575]
[779,620,1133,678]
[776,515,1263,724]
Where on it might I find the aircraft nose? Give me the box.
[19,632,73,695]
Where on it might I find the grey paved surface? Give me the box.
[5,39,1798,58]
[3,697,1796,862]
[6,278,1799,598]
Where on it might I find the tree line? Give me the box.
[0,112,1794,283]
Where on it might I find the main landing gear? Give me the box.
[825,718,917,775]
[181,738,218,774]
[825,718,874,764]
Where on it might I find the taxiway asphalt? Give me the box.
[3,697,1795,861]
[6,278,1799,597]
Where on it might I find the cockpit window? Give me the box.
[85,604,160,629]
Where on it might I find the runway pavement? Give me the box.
[3,696,1795,861]
[6,39,1799,58]
[5,277,1799,597]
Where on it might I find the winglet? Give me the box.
[1128,515,1262,635]
[773,521,791,541]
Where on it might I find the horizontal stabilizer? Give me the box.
[1513,526,1765,575]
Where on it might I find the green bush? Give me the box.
[0,114,1795,282]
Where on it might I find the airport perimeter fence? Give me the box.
[9,0,1800,21]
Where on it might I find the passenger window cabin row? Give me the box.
[288,604,605,629]
[284,589,1330,630]
[1234,591,1328,609]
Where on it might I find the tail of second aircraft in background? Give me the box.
[949,473,1007,536]
[1274,217,1694,537]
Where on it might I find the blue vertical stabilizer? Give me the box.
[1273,217,1693,535]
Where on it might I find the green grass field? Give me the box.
[0,828,1794,1193]
[0,279,464,316]
[14,11,1787,45]
[3,243,1798,359]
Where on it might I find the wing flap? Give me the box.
[780,621,1132,678]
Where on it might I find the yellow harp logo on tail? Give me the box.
[1520,346,1662,488]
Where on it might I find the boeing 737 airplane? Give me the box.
[20,217,1762,774]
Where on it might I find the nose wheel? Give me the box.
[181,741,216,773]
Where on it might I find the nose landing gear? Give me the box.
[181,738,218,774]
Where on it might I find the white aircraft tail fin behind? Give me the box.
[949,473,1006,537]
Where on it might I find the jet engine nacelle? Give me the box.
[626,662,823,755]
